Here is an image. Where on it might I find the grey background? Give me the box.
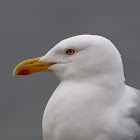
[1,0,140,139]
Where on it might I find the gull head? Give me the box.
[13,35,125,83]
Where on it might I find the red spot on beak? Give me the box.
[18,69,30,75]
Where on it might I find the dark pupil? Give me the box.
[68,50,72,54]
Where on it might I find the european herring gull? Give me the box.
[13,35,140,140]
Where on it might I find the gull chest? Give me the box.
[42,83,113,140]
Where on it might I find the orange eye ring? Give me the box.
[66,49,75,55]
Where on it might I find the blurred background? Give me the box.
[1,0,140,139]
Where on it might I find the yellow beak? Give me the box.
[13,56,56,76]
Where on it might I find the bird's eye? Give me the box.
[66,49,75,55]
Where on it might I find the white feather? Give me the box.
[40,35,140,140]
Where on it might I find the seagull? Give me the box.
[13,35,140,140]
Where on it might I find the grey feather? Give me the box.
[128,88,140,140]
[130,89,140,126]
